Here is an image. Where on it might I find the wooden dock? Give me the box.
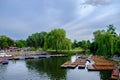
[78,65,86,69]
[78,59,86,69]
[87,65,95,71]
[67,62,78,68]
[87,64,115,71]
[50,54,67,57]
[61,55,89,69]
[13,56,20,60]
[61,61,78,69]
[87,56,115,71]
[7,54,67,60]
[111,75,119,80]
[60,58,79,69]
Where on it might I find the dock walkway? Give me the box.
[87,56,115,71]
[61,61,78,69]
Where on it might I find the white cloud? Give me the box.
[0,0,120,41]
[83,0,110,6]
[62,0,120,41]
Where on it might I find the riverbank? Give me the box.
[6,51,41,56]
[5,49,83,56]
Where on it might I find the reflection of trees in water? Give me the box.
[100,71,112,80]
[25,57,70,80]
[0,64,8,79]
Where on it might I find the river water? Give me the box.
[0,56,111,80]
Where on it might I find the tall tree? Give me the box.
[107,24,117,36]
[113,36,120,56]
[44,28,71,52]
[0,35,14,49]
[26,32,47,48]
[15,40,26,48]
[72,40,78,49]
[93,25,118,57]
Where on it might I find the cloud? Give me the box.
[62,0,120,41]
[83,0,110,6]
[0,0,120,41]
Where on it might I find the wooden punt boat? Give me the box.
[61,61,71,68]
[111,68,119,80]
[2,56,9,64]
[2,60,9,64]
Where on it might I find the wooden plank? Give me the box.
[78,65,85,69]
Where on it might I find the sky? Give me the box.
[0,0,120,41]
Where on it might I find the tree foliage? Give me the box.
[72,40,78,49]
[0,35,14,49]
[26,32,47,48]
[1,24,120,56]
[92,24,120,57]
[44,28,72,52]
[107,24,117,36]
[72,39,91,53]
[15,40,26,48]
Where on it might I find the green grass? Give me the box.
[46,49,84,55]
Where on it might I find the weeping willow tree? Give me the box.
[114,37,120,55]
[93,24,118,57]
[26,32,47,48]
[44,28,72,52]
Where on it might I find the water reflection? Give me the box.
[0,64,7,80]
[25,56,112,80]
[100,71,112,80]
[25,57,70,80]
[0,56,112,80]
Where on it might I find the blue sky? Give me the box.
[0,0,120,41]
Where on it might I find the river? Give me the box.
[0,56,111,80]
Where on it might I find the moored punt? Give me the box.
[28,56,34,59]
[82,55,88,59]
[75,58,81,63]
[25,56,30,59]
[8,56,14,60]
[95,62,114,66]
[111,75,119,80]
[93,65,115,71]
[87,65,114,71]
[8,55,51,60]
[78,65,85,69]
[67,62,78,69]
[87,56,115,71]
[111,68,119,80]
[87,65,95,71]
[50,54,67,57]
[61,61,71,68]
[61,61,78,69]
[78,59,86,69]
[2,60,9,64]
[13,56,20,60]
[1,56,9,64]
